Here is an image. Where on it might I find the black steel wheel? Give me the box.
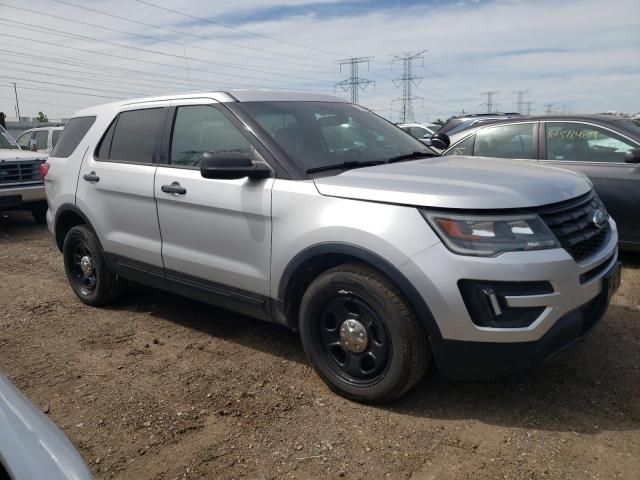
[315,294,391,385]
[63,225,124,306]
[299,263,430,403]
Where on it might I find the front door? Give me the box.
[154,101,274,299]
[540,121,640,246]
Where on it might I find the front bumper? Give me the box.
[431,266,615,379]
[0,184,46,210]
[400,218,619,377]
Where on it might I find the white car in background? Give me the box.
[398,123,441,141]
[15,126,65,154]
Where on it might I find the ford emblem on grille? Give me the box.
[592,208,608,229]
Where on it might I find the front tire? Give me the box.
[63,225,123,306]
[299,263,430,403]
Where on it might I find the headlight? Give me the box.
[420,210,560,257]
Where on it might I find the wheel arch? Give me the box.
[277,243,443,343]
[53,203,94,252]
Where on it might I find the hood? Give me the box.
[0,149,48,161]
[313,155,592,210]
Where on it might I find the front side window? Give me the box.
[51,116,96,158]
[239,101,429,172]
[170,105,256,167]
[15,132,32,149]
[473,124,535,159]
[105,108,165,164]
[34,130,49,150]
[545,122,636,163]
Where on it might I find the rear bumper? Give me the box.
[0,184,46,210]
[432,267,614,379]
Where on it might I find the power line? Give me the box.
[0,3,335,73]
[132,0,346,58]
[0,20,334,86]
[48,0,337,65]
[391,50,427,123]
[0,75,155,98]
[1,83,121,100]
[481,91,499,113]
[334,57,375,104]
[0,48,333,95]
[1,30,333,90]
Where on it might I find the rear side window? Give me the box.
[445,135,475,156]
[52,129,62,147]
[103,108,165,164]
[473,123,535,159]
[51,116,96,158]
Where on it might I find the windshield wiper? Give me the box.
[306,160,385,174]
[385,151,432,164]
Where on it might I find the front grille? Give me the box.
[0,159,45,186]
[534,191,609,262]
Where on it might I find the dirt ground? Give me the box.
[1,211,639,480]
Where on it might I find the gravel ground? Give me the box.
[1,211,639,480]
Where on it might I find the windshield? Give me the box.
[0,128,19,149]
[612,118,640,139]
[238,101,430,172]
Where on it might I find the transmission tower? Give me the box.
[334,57,374,104]
[481,91,498,113]
[513,89,530,114]
[544,103,555,115]
[524,101,534,115]
[391,50,427,123]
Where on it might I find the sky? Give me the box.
[0,0,638,122]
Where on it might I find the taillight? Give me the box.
[40,162,50,178]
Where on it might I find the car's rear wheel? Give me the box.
[31,203,47,225]
[63,225,123,306]
[299,263,430,403]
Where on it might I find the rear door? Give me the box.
[154,100,274,298]
[540,121,640,246]
[76,105,167,270]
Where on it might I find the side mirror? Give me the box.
[424,132,450,150]
[199,152,271,180]
[625,148,640,164]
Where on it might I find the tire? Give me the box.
[62,225,124,306]
[31,203,48,225]
[299,263,430,403]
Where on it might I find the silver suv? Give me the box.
[44,91,620,402]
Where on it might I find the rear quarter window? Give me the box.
[50,116,96,158]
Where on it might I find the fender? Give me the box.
[53,203,96,251]
[277,242,444,343]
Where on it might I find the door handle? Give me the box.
[83,172,99,182]
[161,182,187,195]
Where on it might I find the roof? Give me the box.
[73,90,348,117]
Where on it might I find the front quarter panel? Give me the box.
[270,179,441,300]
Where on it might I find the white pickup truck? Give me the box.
[0,125,48,224]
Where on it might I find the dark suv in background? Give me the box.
[443,115,640,250]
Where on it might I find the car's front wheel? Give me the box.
[299,263,430,403]
[63,225,124,306]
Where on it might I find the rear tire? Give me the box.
[299,263,430,403]
[63,225,124,306]
[31,203,47,225]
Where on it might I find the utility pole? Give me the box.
[544,103,555,115]
[334,57,374,104]
[513,89,529,114]
[391,49,427,124]
[13,82,20,119]
[481,91,498,113]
